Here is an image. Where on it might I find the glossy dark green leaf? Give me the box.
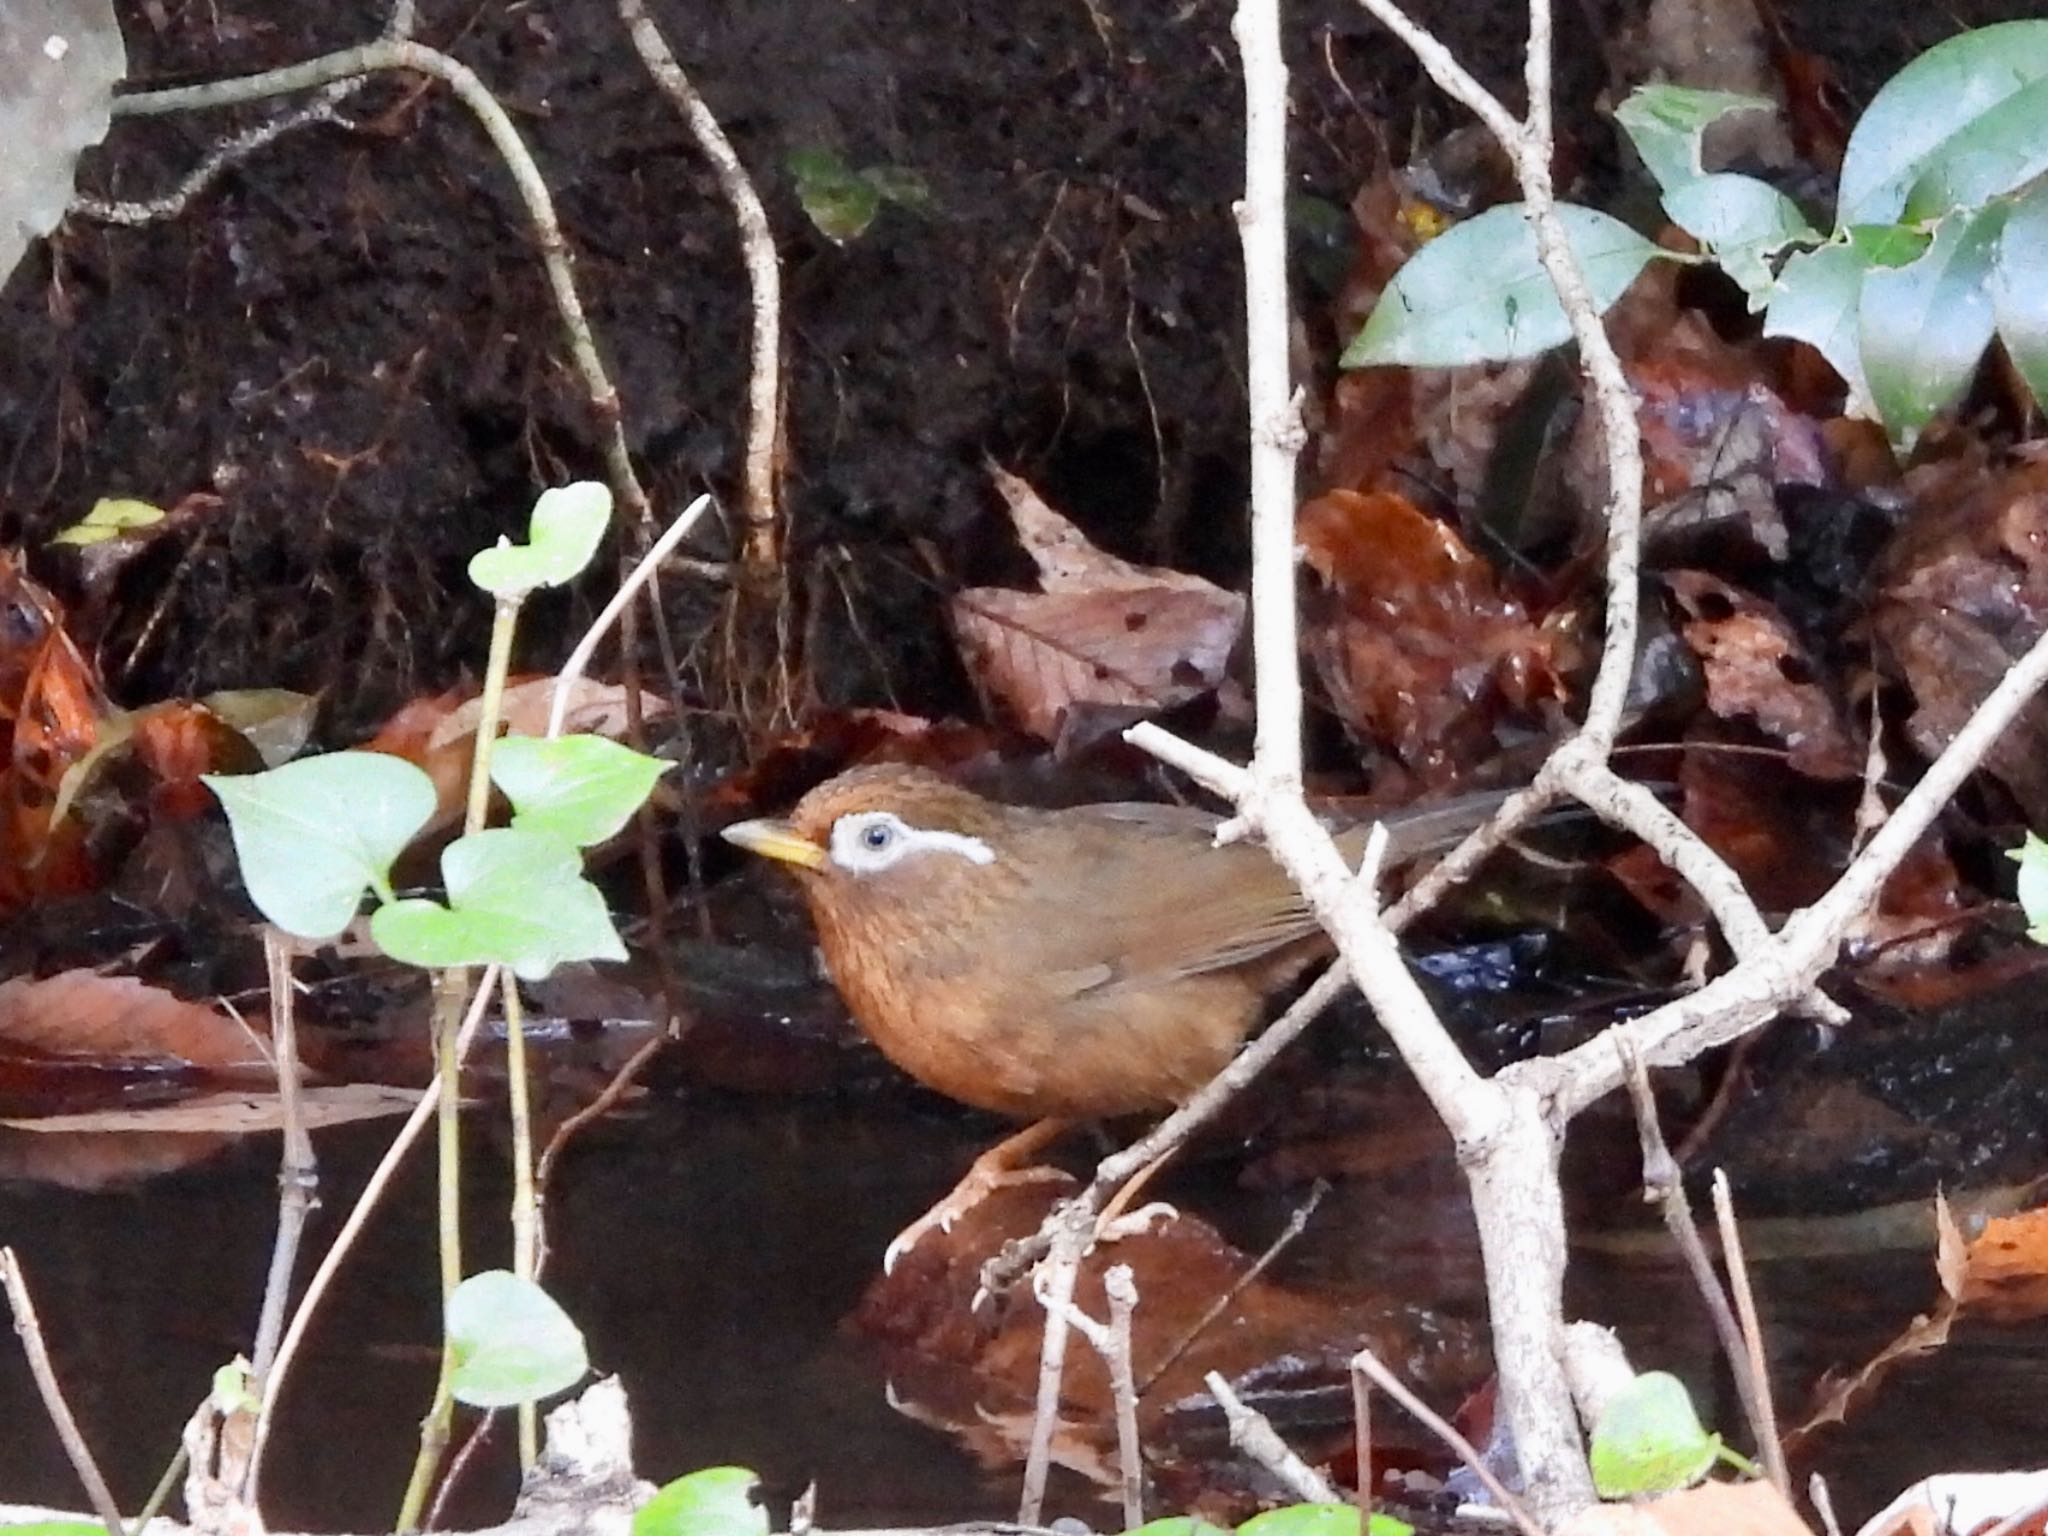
[1662,172,1817,308]
[1343,203,1662,368]
[1991,180,2048,412]
[1838,20,2048,225]
[1614,85,1776,193]
[1859,206,2003,452]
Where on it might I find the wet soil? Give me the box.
[0,0,2036,739]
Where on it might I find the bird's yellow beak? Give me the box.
[721,817,828,871]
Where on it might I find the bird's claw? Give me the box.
[1097,1200,1179,1242]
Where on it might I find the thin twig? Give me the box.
[1138,1178,1327,1392]
[1204,1370,1340,1504]
[242,970,502,1501]
[1711,1170,1787,1494]
[0,1248,127,1536]
[1018,1213,1089,1524]
[547,493,714,738]
[1103,1268,1144,1530]
[1031,1262,1147,1529]
[1349,1349,1548,1536]
[1616,1039,1773,1488]
[615,3,783,571]
[249,928,317,1392]
[1351,1358,1374,1527]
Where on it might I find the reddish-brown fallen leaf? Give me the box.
[1561,1480,1816,1536]
[1869,456,2048,822]
[0,971,270,1078]
[950,468,1244,741]
[1297,488,1566,785]
[1666,571,1858,778]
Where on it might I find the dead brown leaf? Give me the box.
[950,468,1244,741]
[0,970,269,1077]
[1666,571,1858,778]
[1560,1480,1815,1536]
[1296,488,1567,785]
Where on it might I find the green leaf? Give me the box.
[2010,833,2048,940]
[863,164,932,210]
[1991,181,2048,412]
[1614,85,1777,193]
[1904,76,2048,221]
[1838,20,2048,225]
[1663,173,1817,308]
[1238,1507,1413,1536]
[1589,1371,1723,1497]
[1343,203,1663,368]
[205,752,437,940]
[1129,1521,1232,1536]
[492,734,671,848]
[1859,206,2003,453]
[635,1467,770,1536]
[468,482,613,598]
[50,496,165,546]
[3,1523,112,1535]
[446,1270,588,1408]
[789,147,882,244]
[370,827,627,980]
[1763,226,1929,417]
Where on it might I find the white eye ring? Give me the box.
[828,811,996,875]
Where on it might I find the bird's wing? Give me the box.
[1012,803,1323,999]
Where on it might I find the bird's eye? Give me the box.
[860,821,894,852]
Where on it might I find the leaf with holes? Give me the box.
[1614,84,1777,193]
[1859,206,2003,453]
[1838,20,2048,225]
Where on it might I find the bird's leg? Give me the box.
[884,1117,1072,1274]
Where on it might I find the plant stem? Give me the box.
[503,971,538,1470]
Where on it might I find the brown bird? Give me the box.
[722,763,1500,1267]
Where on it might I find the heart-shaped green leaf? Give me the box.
[446,1269,588,1408]
[634,1468,770,1536]
[205,752,437,940]
[370,827,626,980]
[493,734,670,848]
[1342,203,1663,368]
[468,481,612,598]
[1590,1370,1722,1497]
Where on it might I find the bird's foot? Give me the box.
[1096,1200,1179,1243]
[884,1150,1070,1275]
